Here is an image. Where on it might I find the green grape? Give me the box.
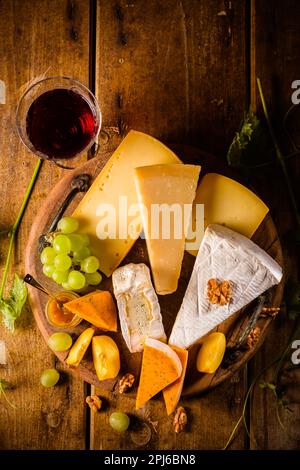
[85,271,102,286]
[53,234,71,254]
[78,233,90,246]
[68,270,86,290]
[57,216,79,234]
[109,412,130,432]
[81,256,100,274]
[40,369,60,388]
[54,254,72,272]
[68,233,84,252]
[43,264,55,278]
[48,332,72,352]
[52,269,69,284]
[73,247,91,261]
[41,246,56,264]
[62,281,71,290]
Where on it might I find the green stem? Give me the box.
[0,159,42,299]
[257,78,300,227]
[222,356,281,450]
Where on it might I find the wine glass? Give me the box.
[16,76,101,168]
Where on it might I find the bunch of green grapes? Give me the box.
[40,216,102,290]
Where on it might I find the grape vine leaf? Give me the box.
[0,274,27,331]
[227,110,273,170]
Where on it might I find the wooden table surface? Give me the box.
[1,0,300,450]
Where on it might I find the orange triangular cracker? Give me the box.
[64,290,117,331]
[136,338,182,410]
[163,346,188,415]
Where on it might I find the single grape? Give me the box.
[54,254,72,272]
[68,270,86,290]
[73,247,91,261]
[85,271,102,286]
[48,332,72,352]
[81,256,100,274]
[68,233,84,252]
[78,233,90,247]
[40,369,60,388]
[109,412,130,432]
[62,281,71,290]
[53,234,71,254]
[52,269,69,284]
[43,264,55,278]
[41,246,56,264]
[57,216,79,234]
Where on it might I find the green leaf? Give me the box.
[227,110,273,170]
[0,274,27,332]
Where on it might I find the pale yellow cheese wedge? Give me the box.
[73,131,181,276]
[134,164,200,294]
[163,346,188,415]
[187,173,269,256]
[136,338,182,410]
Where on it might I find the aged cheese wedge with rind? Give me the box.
[112,263,166,352]
[134,164,200,294]
[64,290,117,331]
[136,338,182,410]
[73,130,181,277]
[187,173,269,256]
[169,224,283,349]
[163,346,188,415]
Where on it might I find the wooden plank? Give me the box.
[249,0,300,450]
[0,0,90,449]
[92,0,248,450]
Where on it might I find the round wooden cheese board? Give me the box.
[25,144,284,397]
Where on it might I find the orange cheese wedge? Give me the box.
[163,346,188,415]
[136,338,182,410]
[64,290,117,331]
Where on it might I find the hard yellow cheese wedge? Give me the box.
[187,173,269,256]
[73,131,181,276]
[136,338,182,410]
[134,164,200,294]
[163,346,188,415]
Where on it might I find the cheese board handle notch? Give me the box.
[38,173,91,252]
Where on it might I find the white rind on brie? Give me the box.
[169,224,283,349]
[112,263,166,352]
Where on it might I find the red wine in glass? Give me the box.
[26,88,98,160]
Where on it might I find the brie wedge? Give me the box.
[112,263,166,352]
[169,224,283,349]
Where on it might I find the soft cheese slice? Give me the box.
[169,224,283,349]
[64,291,117,331]
[112,263,166,352]
[163,346,188,415]
[136,338,182,410]
[134,164,200,294]
[187,173,269,256]
[73,131,181,277]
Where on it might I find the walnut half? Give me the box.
[173,406,187,433]
[86,395,102,412]
[118,373,135,394]
[207,279,232,306]
[246,326,261,349]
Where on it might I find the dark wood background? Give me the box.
[0,0,300,450]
